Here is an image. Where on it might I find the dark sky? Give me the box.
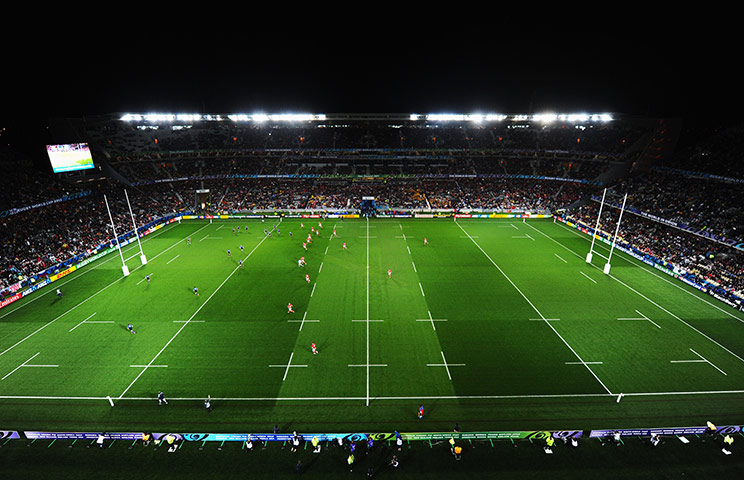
[4,46,729,118]
[2,27,741,158]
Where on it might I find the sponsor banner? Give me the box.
[402,431,582,441]
[0,293,22,309]
[415,213,434,218]
[75,248,116,270]
[20,278,51,297]
[0,191,91,218]
[0,431,21,439]
[24,432,144,441]
[6,282,23,293]
[49,266,77,282]
[15,430,582,443]
[454,214,472,218]
[590,425,742,438]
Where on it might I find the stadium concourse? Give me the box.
[1,114,742,310]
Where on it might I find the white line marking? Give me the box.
[283,352,295,381]
[85,321,114,324]
[690,348,727,376]
[199,235,209,242]
[117,225,275,399]
[0,225,211,356]
[670,360,707,363]
[428,310,437,331]
[635,310,662,329]
[166,254,180,264]
[310,283,317,297]
[68,312,97,332]
[511,235,528,239]
[529,318,560,321]
[366,217,370,406]
[412,261,417,273]
[552,221,744,324]
[352,319,384,323]
[565,361,603,365]
[7,389,744,402]
[173,320,205,323]
[0,221,178,320]
[416,318,448,322]
[407,246,411,254]
[617,310,661,329]
[419,282,425,297]
[511,224,519,230]
[124,252,140,262]
[441,351,453,380]
[348,364,388,367]
[324,246,328,254]
[2,352,40,380]
[22,364,58,368]
[456,219,613,395]
[524,222,744,366]
[580,272,597,284]
[525,233,535,241]
[205,236,224,240]
[554,254,567,263]
[130,365,168,368]
[318,262,323,273]
[288,319,319,323]
[299,312,308,331]
[136,274,154,285]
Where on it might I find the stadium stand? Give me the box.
[1,114,742,309]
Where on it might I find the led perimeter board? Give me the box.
[46,143,95,173]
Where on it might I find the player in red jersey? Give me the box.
[311,342,318,355]
[287,303,295,313]
[305,274,311,283]
[424,237,428,246]
[388,269,392,278]
[342,242,347,250]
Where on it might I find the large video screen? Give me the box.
[46,143,95,173]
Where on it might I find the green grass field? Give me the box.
[1,217,743,433]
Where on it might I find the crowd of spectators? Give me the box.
[612,171,744,242]
[1,182,181,291]
[567,202,743,302]
[2,117,742,307]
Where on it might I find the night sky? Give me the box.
[2,27,741,162]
